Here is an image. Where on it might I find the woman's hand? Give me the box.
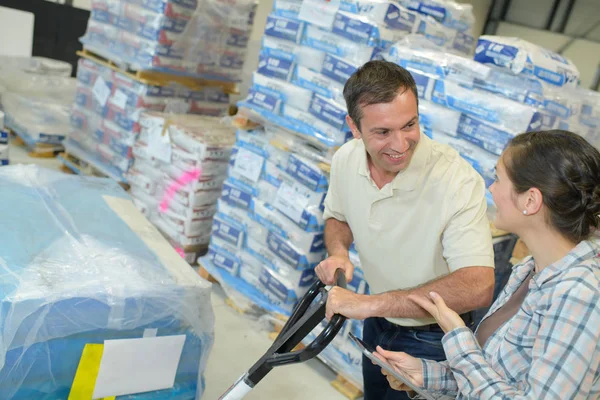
[409,291,465,334]
[374,346,424,391]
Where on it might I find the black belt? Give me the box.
[409,312,474,332]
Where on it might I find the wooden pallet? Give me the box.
[12,134,63,158]
[197,265,219,284]
[78,49,239,94]
[330,375,363,400]
[231,113,262,130]
[58,151,129,190]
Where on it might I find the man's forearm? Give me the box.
[366,267,495,319]
[324,218,354,258]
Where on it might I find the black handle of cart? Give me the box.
[219,269,348,400]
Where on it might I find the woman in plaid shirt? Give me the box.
[374,130,600,399]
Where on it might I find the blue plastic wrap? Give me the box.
[0,165,215,399]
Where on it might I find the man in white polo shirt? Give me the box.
[316,61,495,400]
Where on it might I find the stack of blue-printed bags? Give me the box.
[237,0,478,151]
[205,127,336,315]
[383,35,600,200]
[202,125,371,387]
[210,0,479,389]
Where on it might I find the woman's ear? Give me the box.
[523,187,544,216]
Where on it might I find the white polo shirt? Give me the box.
[324,133,494,326]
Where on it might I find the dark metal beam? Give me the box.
[546,0,562,30]
[556,0,577,33]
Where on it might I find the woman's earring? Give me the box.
[523,210,528,215]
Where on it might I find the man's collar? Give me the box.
[357,132,432,192]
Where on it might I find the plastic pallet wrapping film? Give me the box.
[0,57,76,148]
[380,35,600,210]
[236,0,477,152]
[127,111,236,253]
[67,55,231,182]
[80,0,257,82]
[0,165,215,399]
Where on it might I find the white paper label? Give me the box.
[92,76,111,107]
[146,118,172,163]
[274,182,311,223]
[232,148,264,183]
[92,335,186,398]
[299,0,340,29]
[110,89,129,110]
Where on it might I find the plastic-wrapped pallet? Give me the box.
[0,56,72,76]
[381,40,562,190]
[237,0,476,152]
[215,0,477,389]
[0,164,214,399]
[199,127,328,314]
[127,112,236,261]
[80,0,257,82]
[0,58,76,149]
[382,35,600,214]
[66,56,231,182]
[474,38,600,146]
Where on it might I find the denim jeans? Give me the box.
[362,317,447,400]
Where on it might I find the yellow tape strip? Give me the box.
[68,343,116,400]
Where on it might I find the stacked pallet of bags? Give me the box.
[0,57,76,154]
[205,127,331,314]
[0,165,214,399]
[81,0,256,82]
[127,112,236,263]
[204,0,478,388]
[237,0,477,152]
[381,35,592,201]
[67,56,231,182]
[65,0,257,181]
[473,36,599,148]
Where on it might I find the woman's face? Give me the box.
[489,153,525,233]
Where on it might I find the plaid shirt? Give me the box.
[422,239,600,399]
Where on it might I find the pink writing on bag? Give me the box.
[159,168,202,213]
